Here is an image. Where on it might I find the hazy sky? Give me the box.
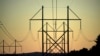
[0,0,100,53]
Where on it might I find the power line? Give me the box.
[38,23,55,32]
[56,0,57,29]
[30,8,42,19]
[17,31,30,42]
[52,0,55,42]
[30,31,37,41]
[69,8,80,19]
[0,21,32,42]
[2,25,15,39]
[73,30,94,42]
[73,31,80,41]
[0,27,14,40]
[0,22,15,40]
[81,30,94,42]
[57,23,63,30]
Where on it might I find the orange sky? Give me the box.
[0,0,99,53]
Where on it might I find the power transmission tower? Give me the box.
[0,40,9,54]
[29,0,81,56]
[0,21,22,54]
[29,1,82,56]
[10,40,22,54]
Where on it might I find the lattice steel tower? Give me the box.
[29,0,82,56]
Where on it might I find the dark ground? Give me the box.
[0,34,100,56]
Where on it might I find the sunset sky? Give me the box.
[0,0,99,53]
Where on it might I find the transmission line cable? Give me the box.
[30,8,42,19]
[17,31,30,42]
[73,30,81,41]
[81,30,94,42]
[0,27,14,40]
[30,30,37,41]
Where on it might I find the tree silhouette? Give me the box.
[89,34,100,56]
[68,34,100,56]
